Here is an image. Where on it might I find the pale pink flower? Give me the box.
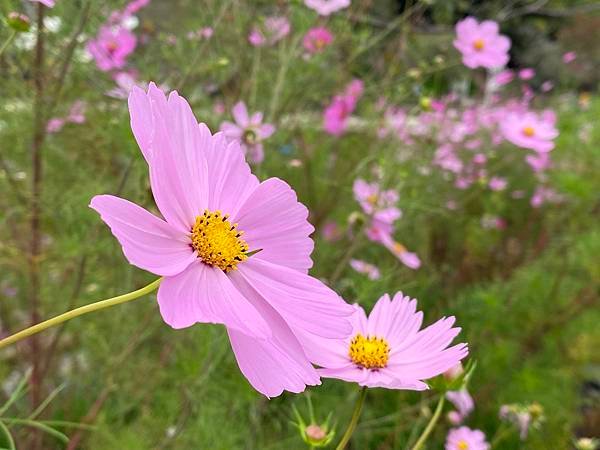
[248,30,266,47]
[303,27,333,54]
[531,186,561,208]
[248,16,290,47]
[525,152,551,172]
[67,100,86,124]
[562,51,576,64]
[87,25,137,71]
[304,0,350,16]
[321,221,342,242]
[353,179,401,224]
[29,0,55,7]
[349,259,380,280]
[488,176,507,191]
[541,81,554,92]
[106,71,138,99]
[381,237,421,269]
[446,426,489,450]
[494,69,514,85]
[500,111,558,153]
[220,101,275,164]
[518,68,535,80]
[46,118,65,133]
[447,389,474,424]
[91,83,354,397]
[323,79,364,136]
[453,17,510,69]
[315,293,468,389]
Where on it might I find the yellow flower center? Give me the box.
[191,210,249,272]
[393,242,406,254]
[522,126,535,137]
[349,334,390,369]
[473,39,485,51]
[366,194,378,205]
[457,441,469,450]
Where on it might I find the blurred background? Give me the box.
[0,0,599,448]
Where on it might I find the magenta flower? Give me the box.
[500,111,558,153]
[29,0,55,7]
[349,259,380,280]
[220,101,275,164]
[446,427,490,450]
[87,25,137,72]
[518,68,535,80]
[90,84,354,397]
[323,79,364,136]
[303,27,333,54]
[353,179,401,224]
[314,292,468,389]
[562,51,576,64]
[304,0,350,16]
[494,69,514,86]
[453,17,510,69]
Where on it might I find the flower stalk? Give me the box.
[411,395,445,450]
[335,386,367,450]
[0,279,161,350]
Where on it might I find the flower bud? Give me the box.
[6,12,31,32]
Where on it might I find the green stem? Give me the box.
[0,31,16,58]
[0,278,161,350]
[335,386,367,450]
[411,395,445,450]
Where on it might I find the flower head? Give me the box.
[500,111,558,153]
[90,84,354,397]
[324,79,364,136]
[353,179,401,224]
[349,259,380,280]
[248,16,290,47]
[315,292,468,389]
[447,389,474,424]
[303,27,333,54]
[220,101,275,164]
[87,25,137,71]
[304,0,350,16]
[446,426,489,450]
[562,51,577,64]
[453,17,510,69]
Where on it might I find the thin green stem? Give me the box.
[0,279,161,350]
[335,386,367,450]
[411,395,445,450]
[0,30,16,58]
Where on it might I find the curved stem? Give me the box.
[0,278,161,350]
[0,31,16,58]
[336,386,367,450]
[411,395,445,450]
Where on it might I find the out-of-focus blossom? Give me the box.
[188,27,213,40]
[489,176,507,191]
[220,101,275,164]
[541,81,554,92]
[304,0,350,16]
[29,0,55,7]
[322,221,342,242]
[67,101,86,124]
[447,389,474,425]
[562,51,577,64]
[446,426,489,450]
[500,111,558,153]
[353,179,401,224]
[87,26,137,71]
[518,68,535,80]
[575,438,599,450]
[316,292,468,389]
[381,238,421,269]
[106,71,138,99]
[349,259,380,280]
[7,12,31,32]
[531,186,561,208]
[248,16,290,47]
[525,153,551,173]
[303,27,333,54]
[46,118,65,133]
[499,403,544,440]
[453,17,510,69]
[324,79,364,136]
[494,69,514,85]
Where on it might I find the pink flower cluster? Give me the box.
[46,101,86,133]
[248,16,290,47]
[323,79,364,136]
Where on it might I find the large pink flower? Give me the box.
[304,0,350,16]
[453,17,510,69]
[220,101,275,164]
[446,426,490,450]
[87,25,137,72]
[314,292,468,389]
[500,111,558,153]
[90,84,354,397]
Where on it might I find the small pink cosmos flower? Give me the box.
[488,176,507,191]
[349,259,380,280]
[525,152,551,172]
[323,79,364,136]
[453,17,511,69]
[446,426,489,450]
[493,69,514,86]
[220,101,275,164]
[91,84,354,397]
[518,68,535,80]
[447,389,474,425]
[303,27,333,54]
[381,236,421,270]
[314,292,468,389]
[87,25,137,72]
[29,0,55,7]
[304,0,350,16]
[248,16,290,47]
[562,51,576,64]
[46,118,65,133]
[353,179,401,224]
[500,111,558,153]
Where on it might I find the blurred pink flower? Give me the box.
[303,27,333,54]
[453,17,510,69]
[106,71,138,99]
[489,176,507,191]
[525,152,551,172]
[46,118,65,133]
[494,69,514,85]
[304,0,350,16]
[541,80,554,92]
[248,30,266,47]
[29,0,55,7]
[248,16,290,47]
[67,101,86,124]
[518,68,535,80]
[323,79,363,136]
[447,389,474,424]
[353,179,401,224]
[531,186,561,208]
[87,26,137,71]
[322,221,343,242]
[349,259,380,280]
[562,51,576,63]
[500,111,558,153]
[315,292,468,389]
[91,83,354,397]
[446,426,490,450]
[220,101,276,164]
[381,237,421,269]
[124,0,150,15]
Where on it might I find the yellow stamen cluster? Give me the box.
[522,126,535,137]
[366,194,379,206]
[473,38,485,51]
[191,210,249,272]
[393,242,407,255]
[457,441,469,450]
[349,334,390,369]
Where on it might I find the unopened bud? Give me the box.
[7,12,31,32]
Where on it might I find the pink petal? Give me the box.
[318,364,367,384]
[259,123,276,139]
[157,261,271,338]
[232,101,249,128]
[89,195,196,276]
[235,178,314,272]
[128,84,163,163]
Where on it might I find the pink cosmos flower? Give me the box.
[381,237,421,270]
[87,25,137,71]
[303,27,333,54]
[323,79,364,136]
[446,427,489,450]
[494,69,514,86]
[500,111,558,153]
[488,176,507,191]
[67,100,86,124]
[29,0,55,7]
[541,81,554,92]
[248,16,290,47]
[106,71,139,99]
[304,0,350,16]
[453,17,511,69]
[46,118,65,133]
[349,259,380,280]
[525,152,551,172]
[315,292,468,389]
[353,179,401,224]
[562,51,576,64]
[321,221,342,242]
[90,84,354,397]
[518,68,535,80]
[447,389,474,425]
[220,101,276,164]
